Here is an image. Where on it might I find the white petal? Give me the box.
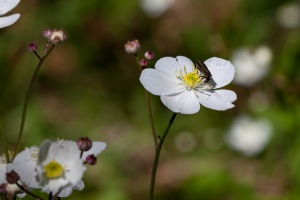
[82,142,106,158]
[155,57,182,76]
[58,180,84,197]
[161,91,200,114]
[176,56,194,72]
[204,57,235,88]
[0,13,20,28]
[140,68,183,95]
[0,0,20,15]
[197,89,236,111]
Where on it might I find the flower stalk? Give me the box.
[149,112,177,200]
[134,55,158,148]
[13,45,55,160]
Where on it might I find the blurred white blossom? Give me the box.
[225,115,272,156]
[140,56,236,114]
[231,46,272,87]
[140,0,175,17]
[0,0,20,28]
[277,3,300,29]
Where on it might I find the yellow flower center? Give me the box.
[44,159,64,179]
[182,69,202,89]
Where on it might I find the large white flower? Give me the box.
[140,56,236,114]
[35,140,86,195]
[0,0,20,28]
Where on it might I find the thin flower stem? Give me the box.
[0,114,9,162]
[16,182,44,200]
[13,45,55,160]
[149,112,177,200]
[134,55,158,148]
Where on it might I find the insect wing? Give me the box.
[194,59,211,82]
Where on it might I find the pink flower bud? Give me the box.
[124,39,141,54]
[77,137,92,151]
[140,58,148,67]
[43,29,52,39]
[144,51,155,60]
[28,42,37,51]
[85,154,97,165]
[6,171,20,184]
[49,29,67,45]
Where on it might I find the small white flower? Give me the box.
[6,147,40,189]
[0,156,26,198]
[0,0,20,28]
[36,140,86,194]
[140,56,236,114]
[225,115,272,156]
[231,46,272,86]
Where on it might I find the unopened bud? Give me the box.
[6,171,20,184]
[28,43,37,51]
[77,137,92,151]
[124,39,141,54]
[43,29,52,39]
[85,154,97,165]
[140,59,148,67]
[144,51,155,60]
[49,29,67,45]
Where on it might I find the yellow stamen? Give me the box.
[183,69,201,89]
[44,159,64,179]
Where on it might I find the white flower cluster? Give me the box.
[0,139,106,198]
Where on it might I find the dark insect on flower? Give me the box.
[194,59,212,83]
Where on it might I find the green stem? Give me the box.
[149,112,177,200]
[16,182,44,200]
[134,55,158,148]
[13,45,55,160]
[0,114,10,162]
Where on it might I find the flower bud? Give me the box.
[144,51,155,60]
[77,137,92,151]
[28,43,37,51]
[140,59,148,67]
[85,154,97,165]
[49,29,67,45]
[124,39,141,54]
[6,171,20,184]
[43,29,52,39]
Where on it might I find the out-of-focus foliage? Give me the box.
[0,0,300,199]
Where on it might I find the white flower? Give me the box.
[6,146,40,189]
[35,140,86,194]
[139,56,237,114]
[140,0,175,17]
[276,3,300,29]
[225,115,272,156]
[231,46,272,87]
[0,156,26,198]
[0,0,20,28]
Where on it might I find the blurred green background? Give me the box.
[1,0,300,199]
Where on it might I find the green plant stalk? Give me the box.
[13,45,55,160]
[0,114,10,162]
[135,55,158,148]
[149,112,177,200]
